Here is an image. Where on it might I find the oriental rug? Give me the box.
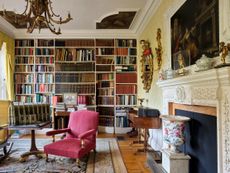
[0,138,127,173]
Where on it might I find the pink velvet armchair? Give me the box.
[44,110,99,163]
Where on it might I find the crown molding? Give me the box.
[0,16,15,37]
[13,29,137,39]
[134,0,162,36]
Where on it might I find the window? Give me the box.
[0,42,7,99]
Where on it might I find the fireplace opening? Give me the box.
[176,109,217,173]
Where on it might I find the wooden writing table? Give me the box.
[128,111,161,153]
[9,121,51,162]
[54,111,70,129]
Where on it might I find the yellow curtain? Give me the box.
[0,31,15,101]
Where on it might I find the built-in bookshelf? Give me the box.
[35,39,55,104]
[96,39,115,133]
[54,39,96,111]
[15,39,35,103]
[114,39,137,133]
[14,38,137,133]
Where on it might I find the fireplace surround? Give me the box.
[157,66,230,173]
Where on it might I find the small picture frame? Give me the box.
[63,93,77,105]
[172,50,191,70]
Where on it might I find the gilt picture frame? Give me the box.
[63,93,77,106]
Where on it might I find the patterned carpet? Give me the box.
[0,138,126,173]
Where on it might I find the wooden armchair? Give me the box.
[44,110,98,164]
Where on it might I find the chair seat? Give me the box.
[44,138,93,159]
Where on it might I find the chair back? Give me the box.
[66,110,98,139]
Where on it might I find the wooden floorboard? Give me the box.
[21,132,152,173]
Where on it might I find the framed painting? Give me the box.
[63,93,77,106]
[171,0,219,69]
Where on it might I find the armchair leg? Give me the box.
[76,158,80,166]
[46,154,48,162]
[93,149,96,153]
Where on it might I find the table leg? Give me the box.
[20,130,44,162]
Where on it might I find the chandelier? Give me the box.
[2,0,72,35]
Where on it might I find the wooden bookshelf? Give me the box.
[14,38,137,133]
[114,39,137,133]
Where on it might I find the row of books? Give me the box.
[16,84,33,94]
[35,65,54,72]
[97,73,114,80]
[35,94,52,104]
[35,73,54,83]
[9,103,50,126]
[15,39,136,48]
[115,39,136,48]
[97,97,114,105]
[97,81,114,88]
[15,65,34,72]
[116,73,137,83]
[15,96,33,103]
[115,48,129,56]
[15,57,34,64]
[99,117,114,127]
[55,39,95,47]
[96,65,114,72]
[96,57,114,64]
[35,48,54,55]
[36,39,54,47]
[116,84,137,94]
[77,95,95,105]
[116,56,136,65]
[35,56,54,64]
[15,48,34,55]
[115,65,136,72]
[115,116,129,127]
[96,39,114,47]
[55,73,95,83]
[96,48,114,55]
[15,40,34,47]
[35,84,54,93]
[55,84,95,94]
[55,48,95,62]
[55,63,95,72]
[116,95,137,105]
[97,88,114,96]
[97,107,114,116]
[15,74,34,83]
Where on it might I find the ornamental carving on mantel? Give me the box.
[192,87,217,100]
[223,94,230,172]
[176,86,186,102]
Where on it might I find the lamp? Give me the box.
[1,0,72,35]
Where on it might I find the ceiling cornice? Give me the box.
[134,0,162,36]
[0,16,15,37]
[13,29,137,39]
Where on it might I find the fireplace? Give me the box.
[157,67,230,173]
[170,102,217,173]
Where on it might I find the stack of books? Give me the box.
[55,102,66,112]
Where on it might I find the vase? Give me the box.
[160,115,190,153]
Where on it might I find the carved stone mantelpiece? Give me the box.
[157,67,230,173]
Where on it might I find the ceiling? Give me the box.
[0,0,160,38]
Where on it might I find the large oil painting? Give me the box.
[171,0,219,70]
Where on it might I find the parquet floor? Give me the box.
[22,132,152,173]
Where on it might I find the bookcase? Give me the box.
[114,39,137,133]
[54,39,96,110]
[14,38,137,133]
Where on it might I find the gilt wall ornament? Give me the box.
[155,28,163,70]
[140,40,154,92]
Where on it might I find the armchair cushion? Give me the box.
[44,138,93,159]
